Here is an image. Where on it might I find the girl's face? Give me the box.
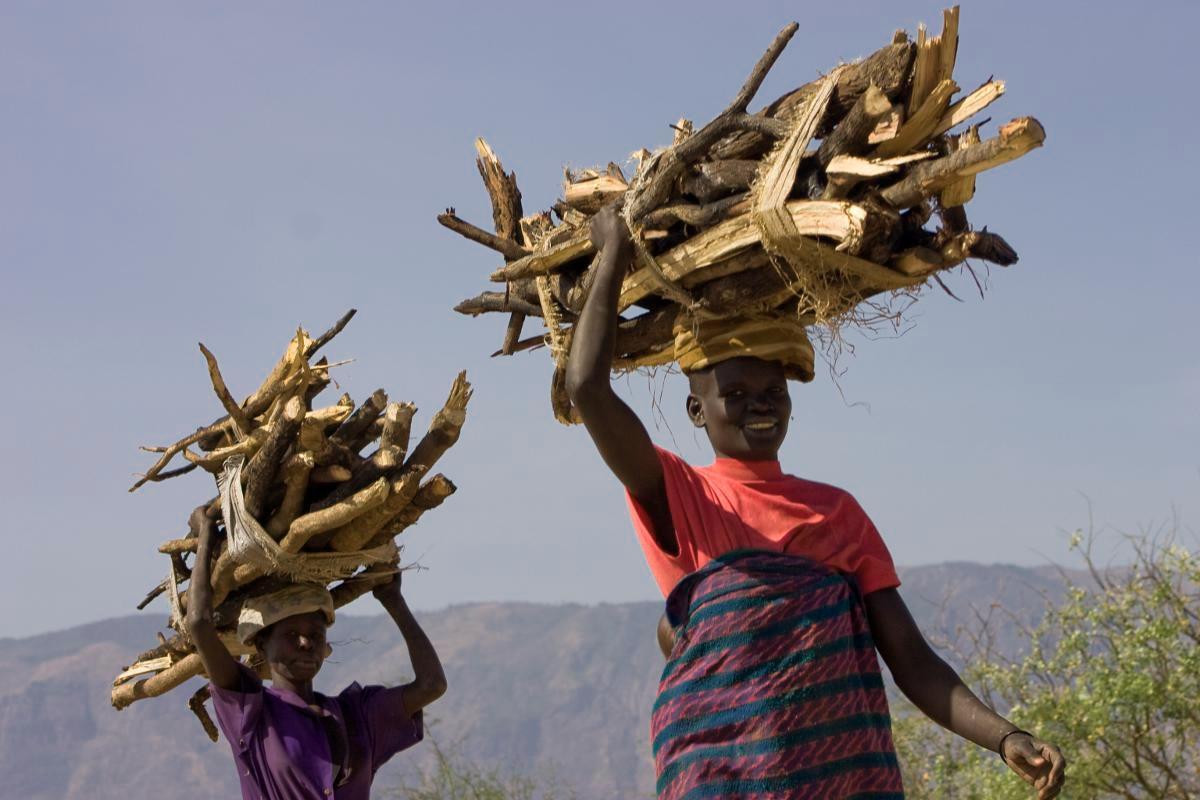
[258,611,330,684]
[686,357,791,461]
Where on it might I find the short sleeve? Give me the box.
[208,661,266,751]
[625,447,702,596]
[842,494,901,595]
[342,683,424,770]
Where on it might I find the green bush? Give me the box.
[893,525,1200,799]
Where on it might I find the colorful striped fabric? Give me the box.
[652,550,904,799]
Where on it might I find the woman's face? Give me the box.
[687,357,791,461]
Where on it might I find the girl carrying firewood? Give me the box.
[564,208,1066,799]
[184,503,447,800]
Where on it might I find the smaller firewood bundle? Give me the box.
[446,7,1043,423]
[111,310,471,740]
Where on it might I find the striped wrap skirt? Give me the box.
[651,550,905,799]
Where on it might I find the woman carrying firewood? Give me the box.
[564,208,1066,800]
[184,503,447,800]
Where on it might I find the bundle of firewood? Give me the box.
[446,7,1042,423]
[111,310,470,740]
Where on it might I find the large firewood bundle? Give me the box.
[111,310,470,740]
[446,7,1043,423]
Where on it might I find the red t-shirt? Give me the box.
[627,448,900,598]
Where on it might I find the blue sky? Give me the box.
[2,1,1196,637]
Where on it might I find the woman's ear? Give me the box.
[324,643,333,659]
[686,394,705,429]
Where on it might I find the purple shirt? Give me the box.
[210,663,423,800]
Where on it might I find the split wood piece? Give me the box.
[243,395,305,519]
[816,84,892,168]
[868,107,905,145]
[158,537,198,555]
[907,6,959,116]
[625,22,801,222]
[563,173,628,213]
[475,138,525,243]
[266,451,315,539]
[111,653,202,710]
[890,229,1018,276]
[755,69,841,213]
[189,686,219,743]
[366,474,458,546]
[454,292,543,318]
[618,200,872,310]
[183,428,268,472]
[198,343,253,439]
[113,655,174,686]
[874,78,959,159]
[822,152,935,199]
[682,161,759,204]
[402,372,472,475]
[711,39,916,161]
[328,467,427,552]
[933,79,1005,137]
[331,389,387,450]
[501,312,528,355]
[437,209,530,260]
[879,117,1045,208]
[305,308,357,360]
[487,235,594,283]
[940,125,982,207]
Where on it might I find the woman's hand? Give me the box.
[1001,732,1066,799]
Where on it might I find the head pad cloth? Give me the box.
[237,583,335,645]
[673,313,815,383]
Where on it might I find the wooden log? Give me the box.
[182,428,268,472]
[305,308,357,360]
[879,117,1045,208]
[816,84,892,167]
[711,39,916,160]
[890,229,1018,276]
[376,401,416,469]
[613,307,677,358]
[306,397,355,432]
[157,537,198,555]
[331,389,387,450]
[454,292,543,318]
[437,208,530,260]
[500,311,527,355]
[111,653,202,710]
[402,372,471,475]
[265,451,315,539]
[908,7,959,116]
[188,686,219,743]
[310,464,353,483]
[328,466,427,552]
[641,194,749,231]
[933,79,1005,137]
[278,476,391,553]
[197,343,253,439]
[681,161,759,203]
[365,474,457,547]
[242,395,304,519]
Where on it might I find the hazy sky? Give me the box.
[2,1,1196,637]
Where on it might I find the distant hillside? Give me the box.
[0,563,1069,800]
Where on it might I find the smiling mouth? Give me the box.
[744,421,779,432]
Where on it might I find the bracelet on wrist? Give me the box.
[997,729,1031,765]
